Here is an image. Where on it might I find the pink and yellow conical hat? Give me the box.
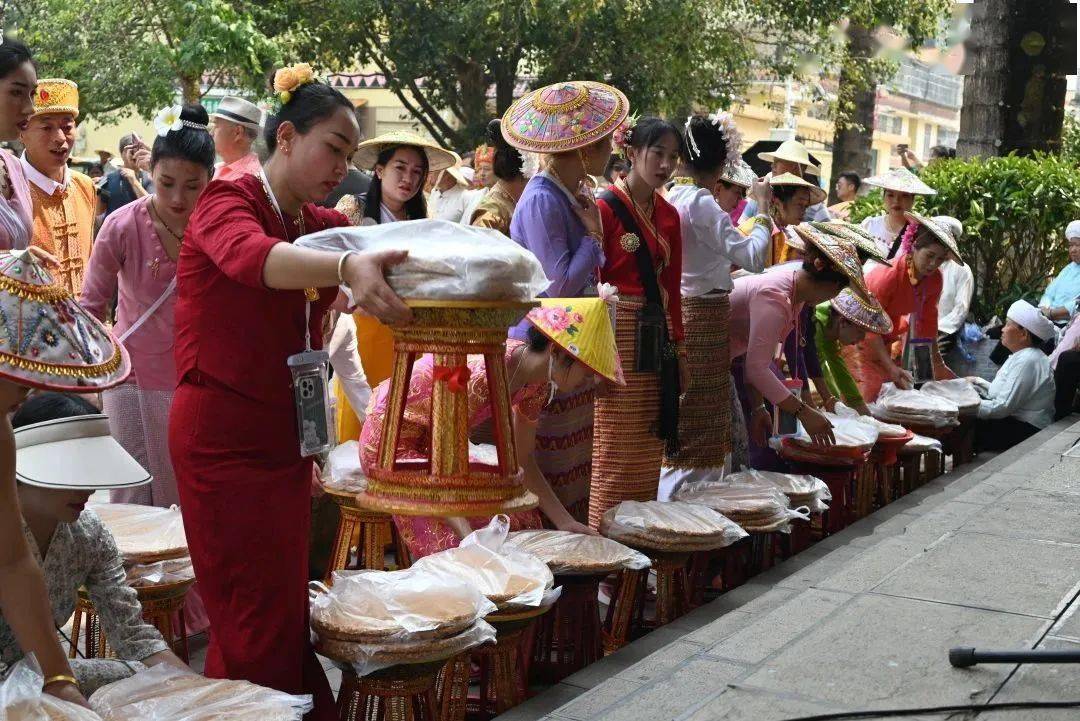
[526,297,624,385]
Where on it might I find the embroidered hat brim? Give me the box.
[14,415,151,490]
[791,224,868,298]
[719,159,757,189]
[0,250,130,392]
[501,81,630,154]
[354,131,459,172]
[904,210,964,263]
[810,221,892,265]
[830,288,893,335]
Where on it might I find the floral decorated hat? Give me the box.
[790,224,869,297]
[862,167,936,196]
[830,288,893,335]
[719,159,757,189]
[0,250,130,392]
[526,297,624,385]
[811,221,891,265]
[501,81,629,154]
[904,211,963,262]
[354,130,460,173]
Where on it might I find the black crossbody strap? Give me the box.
[599,190,664,309]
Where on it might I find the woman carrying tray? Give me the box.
[501,80,628,523]
[5,393,189,694]
[359,298,622,558]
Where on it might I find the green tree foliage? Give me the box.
[7,0,280,118]
[849,155,1080,318]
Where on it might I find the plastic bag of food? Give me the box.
[875,383,960,420]
[90,665,310,721]
[787,415,879,450]
[599,500,747,550]
[325,442,367,493]
[295,220,550,302]
[89,504,187,563]
[411,516,554,609]
[919,379,981,414]
[310,567,495,642]
[0,659,103,720]
[903,433,943,452]
[125,558,193,588]
[673,482,790,516]
[723,470,831,513]
[505,530,651,575]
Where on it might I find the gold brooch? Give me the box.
[619,233,641,253]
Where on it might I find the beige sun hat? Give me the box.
[862,167,936,196]
[441,164,471,188]
[811,221,891,265]
[354,130,459,172]
[758,140,821,176]
[14,415,151,491]
[790,224,869,297]
[770,172,826,205]
[904,211,963,262]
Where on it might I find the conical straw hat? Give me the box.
[830,288,893,335]
[526,297,624,385]
[354,130,459,172]
[501,81,629,154]
[862,167,936,195]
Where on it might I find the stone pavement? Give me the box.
[498,417,1080,721]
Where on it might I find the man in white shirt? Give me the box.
[427,165,470,222]
[933,217,974,348]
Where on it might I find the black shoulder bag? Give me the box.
[599,189,680,455]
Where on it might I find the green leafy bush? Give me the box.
[847,155,1080,320]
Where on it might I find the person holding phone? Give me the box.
[500,79,627,523]
[100,133,153,220]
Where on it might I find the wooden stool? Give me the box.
[325,488,411,584]
[72,578,195,662]
[459,606,548,721]
[783,461,865,537]
[531,574,603,683]
[869,432,914,510]
[601,568,648,654]
[601,548,692,651]
[852,461,878,520]
[336,659,444,721]
[897,445,926,495]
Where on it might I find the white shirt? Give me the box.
[20,153,70,195]
[936,259,975,336]
[666,184,771,296]
[429,184,468,223]
[461,188,488,225]
[977,346,1055,429]
[328,314,372,420]
[861,215,903,260]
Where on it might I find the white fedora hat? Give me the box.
[211,96,264,131]
[14,415,151,491]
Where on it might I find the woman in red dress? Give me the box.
[168,65,411,718]
[591,117,688,527]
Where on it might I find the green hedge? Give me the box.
[848,155,1080,321]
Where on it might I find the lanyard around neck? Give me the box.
[259,169,313,352]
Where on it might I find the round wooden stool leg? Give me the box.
[326,507,362,585]
[359,516,386,571]
[602,568,645,654]
[70,603,84,660]
[436,654,470,721]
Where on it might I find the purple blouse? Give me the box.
[508,173,605,339]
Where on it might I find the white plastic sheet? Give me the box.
[0,660,103,720]
[920,379,981,413]
[89,665,311,721]
[125,558,193,587]
[505,530,651,574]
[325,441,367,493]
[787,415,879,450]
[89,504,187,562]
[872,383,960,428]
[411,516,554,609]
[316,619,496,678]
[600,500,748,549]
[832,402,909,437]
[295,219,550,302]
[723,470,831,513]
[903,433,943,452]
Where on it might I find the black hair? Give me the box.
[837,171,861,191]
[802,246,851,287]
[625,116,686,161]
[681,115,729,173]
[603,155,627,182]
[913,226,949,253]
[362,145,429,223]
[0,36,33,79]
[11,393,99,430]
[264,80,353,155]
[526,325,552,352]
[930,145,956,160]
[151,103,216,176]
[773,184,809,204]
[487,119,524,182]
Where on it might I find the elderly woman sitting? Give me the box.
[974,301,1057,451]
[1,394,190,695]
[1039,221,1080,321]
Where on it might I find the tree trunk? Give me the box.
[180,74,201,103]
[828,24,878,204]
[455,61,491,149]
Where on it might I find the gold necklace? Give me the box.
[149,198,184,243]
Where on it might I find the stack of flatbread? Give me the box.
[90,504,187,564]
[505,530,651,575]
[599,500,748,552]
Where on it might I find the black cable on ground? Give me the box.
[784,699,1080,720]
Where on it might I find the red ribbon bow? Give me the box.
[433,364,471,393]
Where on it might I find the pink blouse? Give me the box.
[80,196,177,390]
[729,266,804,405]
[0,150,33,250]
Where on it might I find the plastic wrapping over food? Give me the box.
[325,441,367,492]
[309,567,495,642]
[89,504,187,563]
[599,500,748,550]
[903,433,943,452]
[89,665,311,721]
[672,482,811,533]
[295,220,550,302]
[872,383,960,428]
[505,530,651,575]
[0,660,104,720]
[411,516,554,609]
[919,379,981,414]
[832,402,909,437]
[125,558,193,587]
[786,415,879,450]
[724,470,831,514]
[468,442,500,466]
[316,619,496,678]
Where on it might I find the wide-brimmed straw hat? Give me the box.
[830,288,893,335]
[811,221,891,265]
[0,249,130,392]
[501,80,629,155]
[862,167,936,196]
[526,297,624,385]
[904,211,963,262]
[354,130,459,173]
[790,224,868,297]
[441,165,471,188]
[719,159,757,189]
[770,172,826,205]
[14,415,151,491]
[758,140,821,176]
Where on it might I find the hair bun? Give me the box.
[488,118,512,150]
[180,103,210,126]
